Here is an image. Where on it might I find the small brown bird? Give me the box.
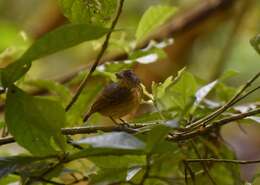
[83,69,143,123]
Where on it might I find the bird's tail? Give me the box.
[83,112,91,122]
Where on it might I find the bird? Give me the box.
[83,69,143,124]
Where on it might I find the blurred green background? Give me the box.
[0,0,260,182]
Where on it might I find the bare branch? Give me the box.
[186,158,260,164]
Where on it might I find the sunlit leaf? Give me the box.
[219,70,239,82]
[136,5,177,43]
[152,76,173,100]
[69,148,144,161]
[5,86,66,156]
[0,21,30,52]
[1,24,108,87]
[59,0,117,25]
[165,71,198,110]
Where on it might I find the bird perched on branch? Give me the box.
[83,69,143,123]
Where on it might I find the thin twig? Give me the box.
[190,141,217,185]
[65,0,125,111]
[0,123,152,146]
[186,158,260,164]
[170,107,260,141]
[228,86,260,107]
[186,72,260,129]
[139,155,151,185]
[61,123,151,135]
[0,136,15,145]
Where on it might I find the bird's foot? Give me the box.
[119,118,131,128]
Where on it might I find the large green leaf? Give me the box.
[145,124,171,153]
[5,86,66,156]
[69,148,144,161]
[1,24,108,87]
[59,0,117,25]
[165,71,198,110]
[89,156,145,185]
[136,5,177,43]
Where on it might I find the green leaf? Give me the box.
[1,24,108,87]
[91,167,127,185]
[59,0,117,25]
[134,110,176,123]
[136,5,177,43]
[5,86,66,156]
[152,76,173,100]
[0,174,19,185]
[88,155,144,185]
[75,132,146,150]
[252,170,260,185]
[250,34,260,54]
[0,21,30,52]
[145,124,170,153]
[25,79,72,106]
[219,70,239,82]
[165,71,198,110]
[89,155,146,169]
[69,148,144,161]
[215,82,236,102]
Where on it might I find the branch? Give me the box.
[0,108,259,146]
[190,141,217,185]
[186,72,260,129]
[61,123,151,135]
[186,158,260,164]
[170,107,260,141]
[65,0,125,111]
[139,155,151,185]
[0,136,15,145]
[0,123,152,146]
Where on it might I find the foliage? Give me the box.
[0,1,259,185]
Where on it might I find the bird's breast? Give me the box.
[99,86,142,118]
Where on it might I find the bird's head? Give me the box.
[116,70,141,88]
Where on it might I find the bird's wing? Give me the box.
[103,83,132,103]
[90,83,132,113]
